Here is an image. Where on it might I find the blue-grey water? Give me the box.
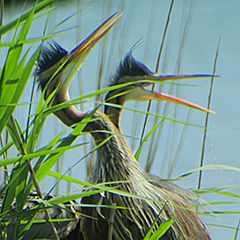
[1,0,240,239]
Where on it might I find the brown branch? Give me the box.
[139,0,175,146]
[197,37,221,190]
[9,115,60,240]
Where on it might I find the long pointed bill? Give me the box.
[68,11,122,65]
[59,12,122,88]
[144,74,219,83]
[137,74,216,113]
[149,91,215,113]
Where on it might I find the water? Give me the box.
[1,0,240,239]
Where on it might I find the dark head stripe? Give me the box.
[38,41,67,75]
[37,41,68,91]
[110,53,153,86]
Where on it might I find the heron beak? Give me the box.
[138,74,216,114]
[67,11,122,67]
[56,11,122,90]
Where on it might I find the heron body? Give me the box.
[78,111,209,240]
[36,36,212,239]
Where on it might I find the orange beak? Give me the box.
[67,11,122,65]
[56,12,122,90]
[135,74,217,113]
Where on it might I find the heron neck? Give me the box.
[104,105,122,132]
[87,112,142,183]
[52,93,142,183]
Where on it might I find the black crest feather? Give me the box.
[37,41,67,91]
[37,41,67,75]
[110,53,153,85]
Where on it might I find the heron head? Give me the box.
[105,53,215,114]
[37,12,122,103]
